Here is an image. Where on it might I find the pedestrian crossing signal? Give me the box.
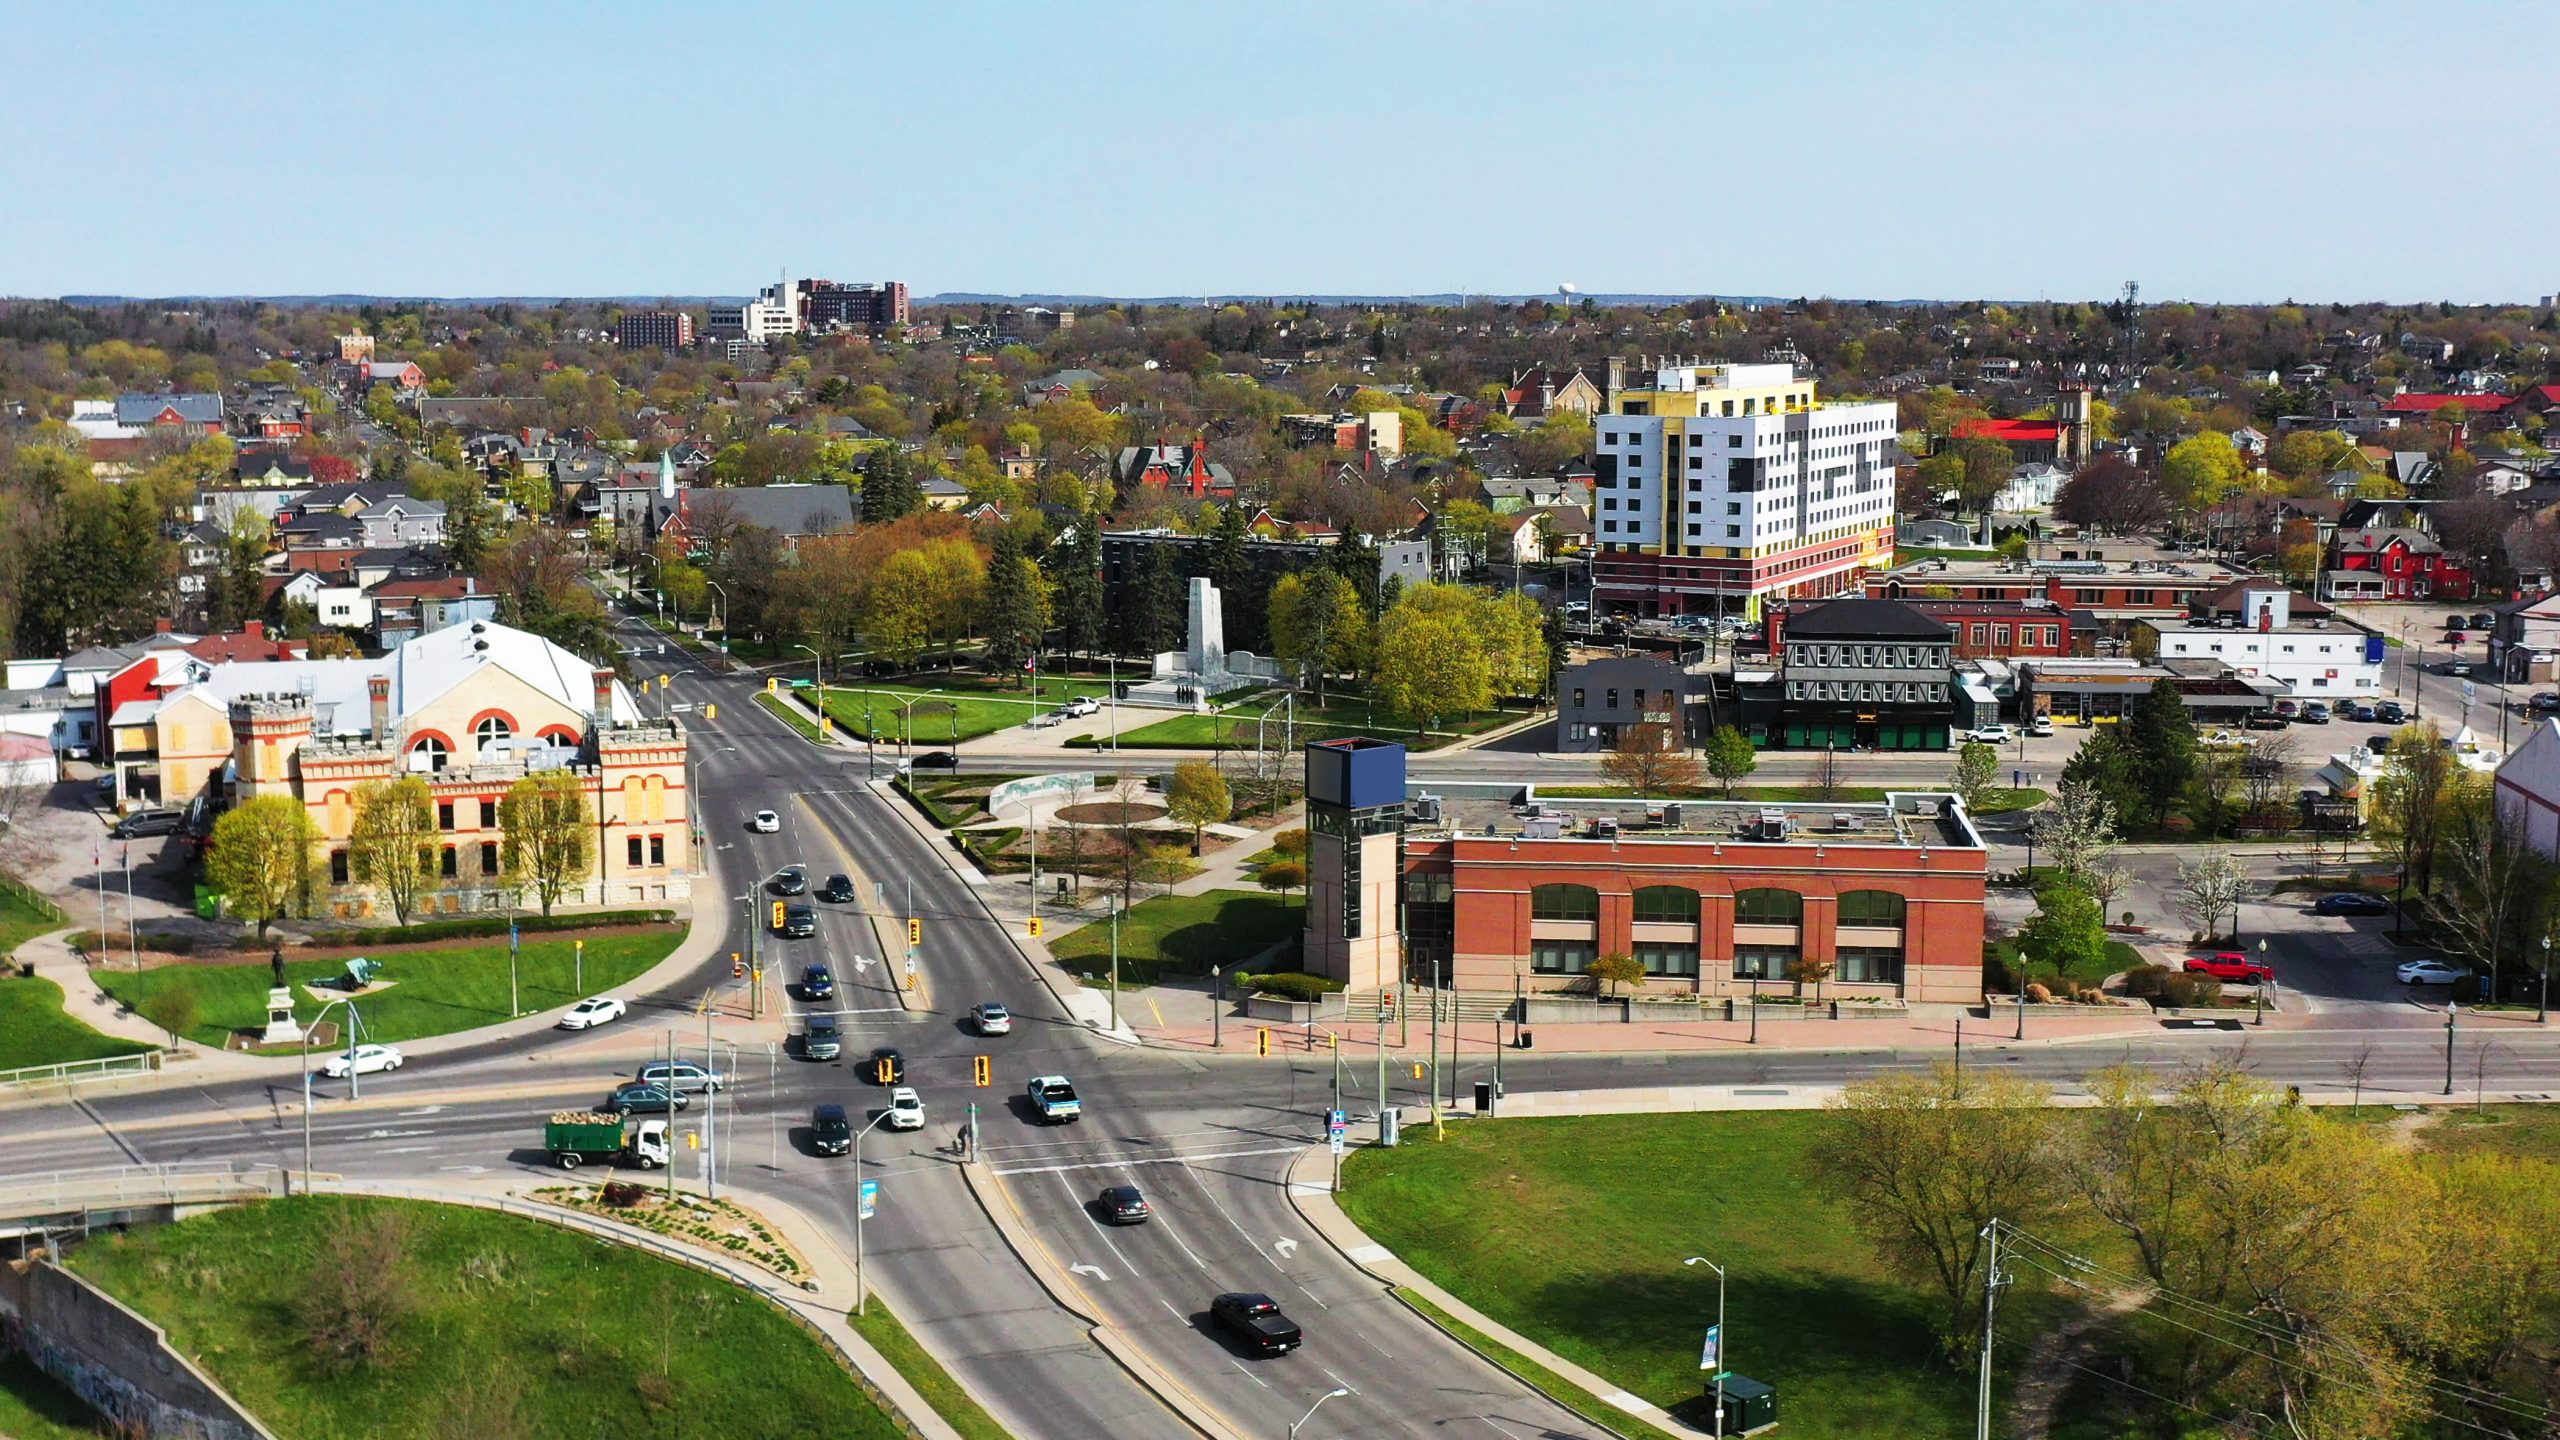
[908,918,922,945]
[1027,916,1044,938]
[973,1055,991,1087]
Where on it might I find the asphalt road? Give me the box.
[10,616,2560,1440]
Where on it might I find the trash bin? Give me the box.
[1516,1029,1533,1050]
[1379,1108,1400,1147]
[1473,1080,1492,1113]
[1709,1374,1777,1433]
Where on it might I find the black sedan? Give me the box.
[910,751,959,770]
[2312,892,2393,916]
[818,872,855,903]
[868,1047,905,1085]
[1100,1184,1151,1225]
[769,867,809,896]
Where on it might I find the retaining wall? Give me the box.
[0,1257,277,1440]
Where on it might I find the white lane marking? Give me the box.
[355,1129,432,1141]
[376,1146,434,1155]
[988,1145,1296,1178]
[1274,1239,1299,1260]
[1478,1418,1530,1440]
[1227,1360,1270,1391]
[396,1106,445,1116]
[437,1165,490,1174]
[1069,1263,1108,1281]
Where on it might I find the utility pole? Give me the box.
[704,992,717,1199]
[1975,1221,2005,1440]
[1375,993,1390,1145]
[664,1029,678,1208]
[1108,895,1121,1032]
[1210,965,1222,1047]
[1429,953,1445,1140]
[2444,1001,2458,1096]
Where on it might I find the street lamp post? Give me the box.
[1686,1256,1729,1440]
[299,994,366,1183]
[1210,965,1223,1048]
[793,643,826,695]
[2255,939,2268,1027]
[2444,1000,2458,1096]
[2542,935,2551,1025]
[703,579,729,646]
[1289,1387,1352,1440]
[895,690,944,761]
[852,1107,895,1314]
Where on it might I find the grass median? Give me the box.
[66,1195,907,1440]
[96,927,683,1048]
[1047,888,1302,985]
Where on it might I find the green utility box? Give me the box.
[1708,1374,1777,1433]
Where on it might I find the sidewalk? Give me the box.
[1126,1002,2173,1058]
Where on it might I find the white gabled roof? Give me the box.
[167,618,637,738]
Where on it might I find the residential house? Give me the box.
[233,453,314,487]
[2488,594,2560,683]
[361,360,427,392]
[357,496,447,549]
[2323,527,2474,601]
[1477,476,1593,514]
[1552,652,1704,752]
[1023,368,1105,405]
[1279,412,1403,458]
[2497,719,2560,861]
[1500,367,1604,420]
[67,393,225,441]
[920,474,971,511]
[1111,442,1235,499]
[655,483,857,553]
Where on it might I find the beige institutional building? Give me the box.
[108,619,689,917]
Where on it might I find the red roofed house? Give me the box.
[184,622,307,665]
[2324,527,2474,601]
[2380,392,2515,418]
[1953,416,2062,464]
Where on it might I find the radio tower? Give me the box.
[2119,280,2141,381]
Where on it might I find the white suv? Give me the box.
[885,1087,925,1131]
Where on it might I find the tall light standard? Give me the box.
[793,643,826,695]
[1289,1387,1352,1440]
[1209,965,1223,1048]
[298,994,366,1183]
[703,580,730,650]
[2541,935,2551,1025]
[633,552,666,623]
[852,1106,896,1314]
[1685,1256,1728,1440]
[2254,938,2269,1026]
[895,690,944,761]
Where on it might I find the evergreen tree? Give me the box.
[1048,513,1106,662]
[2061,727,2145,833]
[444,482,494,575]
[1329,533,1381,613]
[1115,545,1184,657]
[981,525,1043,681]
[2125,679,2199,827]
[861,447,921,523]
[1205,503,1264,651]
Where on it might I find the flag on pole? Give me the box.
[1699,1323,1721,1372]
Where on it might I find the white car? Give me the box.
[750,810,781,833]
[321,1044,404,1078]
[971,1001,1012,1036]
[2026,717,2054,737]
[2396,959,2467,986]
[885,1086,926,1131]
[1964,725,2013,744]
[1062,697,1101,718]
[558,996,629,1030]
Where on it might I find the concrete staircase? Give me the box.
[1340,987,1517,1025]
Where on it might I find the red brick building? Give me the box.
[2325,527,2474,601]
[1399,794,1989,1004]
[1769,598,2081,659]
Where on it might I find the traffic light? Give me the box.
[770,900,786,930]
[765,677,777,694]
[820,715,834,737]
[875,1056,895,1085]
[658,673,671,691]
[1411,1061,1426,1079]
[704,703,716,720]
[1027,916,1044,938]
[1256,1027,1270,1057]
[907,918,922,946]
[731,952,744,979]
[973,1055,991,1087]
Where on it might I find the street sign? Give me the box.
[1328,1109,1347,1155]
[859,1179,878,1219]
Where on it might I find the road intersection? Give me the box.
[8,617,2559,1440]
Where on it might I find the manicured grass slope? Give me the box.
[65,1196,899,1440]
[0,975,154,1069]
[1339,1112,2072,1440]
[1047,889,1302,982]
[0,885,63,960]
[96,930,681,1047]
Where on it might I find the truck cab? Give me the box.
[1027,1075,1081,1123]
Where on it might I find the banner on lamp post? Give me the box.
[1699,1323,1721,1372]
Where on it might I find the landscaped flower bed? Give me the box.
[536,1185,808,1280]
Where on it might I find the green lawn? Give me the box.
[64,1196,904,1440]
[95,929,683,1048]
[0,883,64,961]
[1069,712,1385,750]
[1339,1112,2077,1440]
[1538,784,2047,814]
[1048,888,1303,984]
[0,975,156,1070]
[0,1354,110,1439]
[820,687,1028,743]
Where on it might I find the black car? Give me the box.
[818,872,855,903]
[2530,693,2560,713]
[800,962,835,1000]
[781,904,817,938]
[868,1047,905,1085]
[1100,1184,1151,1225]
[2367,733,2394,755]
[2313,892,2393,916]
[108,809,183,839]
[812,1103,853,1156]
[2343,702,2375,722]
[910,751,959,770]
[2446,614,2468,631]
[606,1082,689,1115]
[2472,612,2497,630]
[1209,1292,1301,1355]
[2299,702,2331,723]
[2375,701,2408,724]
[801,1013,842,1060]
[769,867,808,896]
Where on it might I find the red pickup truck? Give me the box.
[2184,952,2275,984]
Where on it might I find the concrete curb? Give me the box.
[1281,1140,1705,1437]
[957,1159,1240,1440]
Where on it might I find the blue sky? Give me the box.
[4,1,2548,303]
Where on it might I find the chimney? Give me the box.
[367,675,391,738]
[592,669,616,721]
[244,619,265,640]
[155,617,175,635]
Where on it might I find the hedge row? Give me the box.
[305,909,679,947]
[1235,970,1343,1002]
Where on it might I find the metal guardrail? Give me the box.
[0,1163,284,1220]
[0,1052,162,1089]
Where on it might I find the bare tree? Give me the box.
[1601,716,1703,796]
[2237,733,2297,828]
[2172,852,2249,942]
[2337,1041,2376,1114]
[2426,793,2551,1004]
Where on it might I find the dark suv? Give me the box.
[799,963,835,1000]
[801,1013,842,1060]
[781,904,817,938]
[818,873,855,903]
[812,1103,853,1156]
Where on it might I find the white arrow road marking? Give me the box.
[1274,1238,1299,1260]
[1068,1263,1108,1281]
[356,1129,432,1141]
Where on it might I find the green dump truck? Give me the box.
[543,1111,670,1170]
